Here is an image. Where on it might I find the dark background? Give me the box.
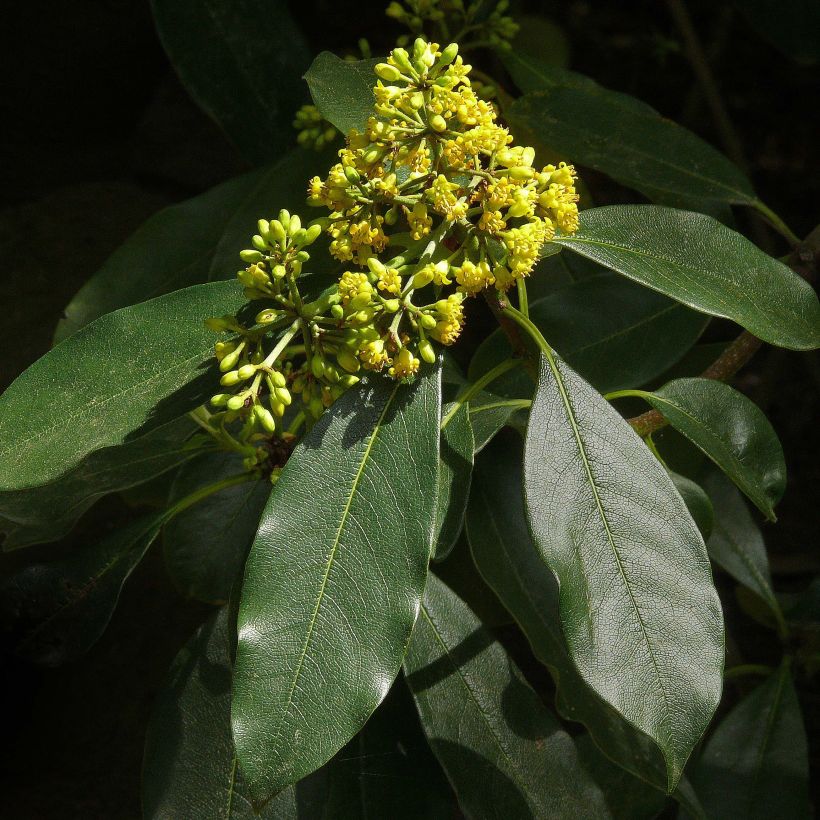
[1,1,817,816]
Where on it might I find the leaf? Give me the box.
[0,416,198,551]
[553,205,820,351]
[232,367,441,801]
[56,150,331,341]
[150,0,312,164]
[0,280,245,491]
[404,574,611,819]
[470,274,708,394]
[503,53,755,206]
[703,471,784,629]
[468,392,530,453]
[691,661,811,819]
[668,471,714,539]
[643,378,787,520]
[164,453,271,604]
[143,608,331,819]
[433,403,474,561]
[737,0,820,65]
[0,513,163,665]
[524,353,724,789]
[467,431,668,790]
[305,53,380,135]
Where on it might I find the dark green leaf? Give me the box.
[509,15,570,69]
[0,513,163,665]
[669,471,714,539]
[691,661,811,819]
[0,416,198,551]
[433,403,474,561]
[471,274,708,393]
[704,471,784,630]
[232,367,441,801]
[150,0,311,164]
[554,206,820,350]
[404,574,611,819]
[56,150,331,341]
[305,53,380,135]
[467,431,668,790]
[469,392,530,452]
[164,453,271,604]
[524,354,723,789]
[644,378,786,519]
[504,53,755,206]
[0,280,244,491]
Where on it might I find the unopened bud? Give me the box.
[375,62,402,82]
[255,404,277,433]
[383,298,400,313]
[420,313,437,329]
[288,214,302,235]
[269,220,286,242]
[219,348,242,372]
[274,386,292,405]
[304,223,322,244]
[337,349,360,373]
[311,354,325,379]
[252,234,268,251]
[430,114,447,133]
[227,395,246,411]
[412,267,435,289]
[210,393,230,407]
[237,364,256,380]
[240,249,263,263]
[419,339,436,364]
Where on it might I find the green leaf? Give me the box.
[305,53,380,135]
[468,391,530,452]
[164,453,271,604]
[56,150,331,341]
[668,471,714,539]
[703,471,784,631]
[433,403,474,561]
[404,574,611,819]
[643,378,787,520]
[0,416,198,551]
[503,53,755,206]
[524,354,724,789]
[467,431,668,790]
[553,206,820,350]
[470,274,708,394]
[0,513,163,665]
[0,280,244,491]
[232,367,441,801]
[691,661,811,819]
[150,0,311,164]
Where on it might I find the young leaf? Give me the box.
[691,661,811,819]
[0,513,164,665]
[0,280,245,491]
[469,391,530,453]
[470,274,708,394]
[404,574,611,819]
[164,452,271,604]
[305,53,380,135]
[150,0,312,164]
[433,403,474,561]
[232,367,441,802]
[0,416,198,551]
[467,431,668,790]
[703,471,785,632]
[524,354,724,789]
[668,471,714,539]
[56,150,332,341]
[503,53,756,206]
[553,206,820,350]
[643,378,787,520]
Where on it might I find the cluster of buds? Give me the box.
[293,104,338,151]
[204,38,580,472]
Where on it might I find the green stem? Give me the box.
[502,304,554,358]
[165,472,258,520]
[441,358,520,430]
[604,388,653,403]
[516,278,529,319]
[263,320,301,368]
[753,201,801,247]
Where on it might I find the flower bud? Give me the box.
[227,395,246,411]
[257,218,270,237]
[274,386,292,406]
[337,349,360,373]
[419,339,436,364]
[436,42,459,68]
[288,214,302,235]
[272,399,286,417]
[331,304,345,319]
[272,264,287,279]
[210,393,230,407]
[430,114,447,132]
[256,309,280,325]
[311,354,325,379]
[255,404,277,433]
[240,249,263,263]
[219,348,242,372]
[269,219,286,242]
[291,228,307,246]
[339,374,360,388]
[375,62,402,82]
[237,364,256,380]
[278,209,291,231]
[382,298,400,313]
[390,47,414,75]
[252,234,268,251]
[304,223,322,244]
[343,165,360,184]
[270,370,287,388]
[412,267,435,289]
[420,313,437,329]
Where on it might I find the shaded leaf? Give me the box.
[524,353,723,789]
[644,378,786,519]
[404,574,611,819]
[554,206,820,350]
[737,0,820,65]
[305,53,380,135]
[469,392,530,453]
[668,471,714,539]
[0,280,245,491]
[232,367,441,801]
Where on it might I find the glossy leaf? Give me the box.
[150,0,311,164]
[470,274,708,393]
[0,416,198,550]
[0,280,245,491]
[467,431,668,790]
[703,471,783,629]
[0,513,163,665]
[433,403,474,562]
[56,150,330,341]
[305,53,380,135]
[524,354,724,789]
[232,367,441,801]
[504,53,755,205]
[164,452,271,604]
[691,661,811,819]
[645,378,787,520]
[404,574,611,819]
[553,206,820,350]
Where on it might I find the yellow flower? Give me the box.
[454,259,494,294]
[389,347,420,379]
